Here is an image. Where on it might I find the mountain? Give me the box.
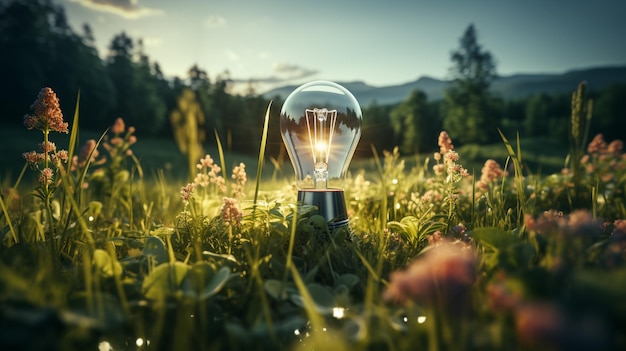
[262,66,626,106]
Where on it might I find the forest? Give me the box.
[1,0,625,162]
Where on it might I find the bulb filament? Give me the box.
[305,108,337,189]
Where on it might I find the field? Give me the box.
[1,88,625,351]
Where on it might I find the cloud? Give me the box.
[69,0,164,19]
[234,62,318,84]
[204,15,226,28]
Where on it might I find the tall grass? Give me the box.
[1,85,625,351]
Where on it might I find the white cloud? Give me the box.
[69,0,164,19]
[204,15,226,28]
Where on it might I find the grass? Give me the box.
[1,85,625,351]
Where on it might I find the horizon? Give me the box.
[52,0,626,93]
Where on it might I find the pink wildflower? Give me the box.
[433,163,445,176]
[39,168,54,185]
[477,159,507,189]
[427,230,443,245]
[23,151,45,164]
[180,183,195,205]
[607,139,623,155]
[39,141,56,153]
[221,197,243,225]
[53,150,69,164]
[23,87,68,133]
[231,162,247,199]
[383,241,476,314]
[111,117,125,134]
[587,134,607,154]
[438,131,454,154]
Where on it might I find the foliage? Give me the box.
[442,24,501,144]
[4,83,626,351]
[2,0,626,162]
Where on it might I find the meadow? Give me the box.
[1,85,625,351]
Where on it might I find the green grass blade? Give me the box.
[253,102,272,219]
[214,129,226,181]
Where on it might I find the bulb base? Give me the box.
[297,189,348,230]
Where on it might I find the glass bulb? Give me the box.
[280,81,362,191]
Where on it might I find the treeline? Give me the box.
[367,24,626,155]
[365,82,626,156]
[1,0,624,160]
[0,0,274,156]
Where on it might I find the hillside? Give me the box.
[262,66,626,106]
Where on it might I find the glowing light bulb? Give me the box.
[280,81,362,228]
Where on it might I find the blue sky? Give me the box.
[59,0,626,93]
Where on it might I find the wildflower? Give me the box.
[486,281,522,313]
[607,139,623,155]
[180,183,195,205]
[72,139,105,170]
[427,230,443,245]
[231,162,247,199]
[383,241,476,315]
[53,150,69,164]
[438,131,454,154]
[23,87,68,133]
[433,163,445,176]
[23,150,45,164]
[221,197,243,226]
[194,173,210,187]
[514,302,565,348]
[195,154,226,193]
[587,134,607,154]
[111,117,125,134]
[39,167,54,185]
[433,131,468,182]
[39,141,56,153]
[477,159,507,189]
[421,189,443,203]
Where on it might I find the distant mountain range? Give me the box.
[262,66,626,106]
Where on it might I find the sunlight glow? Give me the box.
[332,307,345,319]
[98,341,112,351]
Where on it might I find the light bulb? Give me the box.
[280,81,362,228]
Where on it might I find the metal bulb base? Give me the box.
[297,189,349,230]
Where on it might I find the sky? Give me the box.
[57,0,626,94]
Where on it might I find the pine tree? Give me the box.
[442,24,499,144]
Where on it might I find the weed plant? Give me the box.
[0,83,625,351]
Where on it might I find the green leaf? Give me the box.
[197,266,233,300]
[472,227,519,250]
[264,279,293,300]
[335,273,359,289]
[142,262,189,301]
[143,236,168,265]
[290,283,336,314]
[92,249,122,278]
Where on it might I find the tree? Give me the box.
[442,24,499,144]
[389,90,435,154]
[0,0,114,127]
[106,32,167,135]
